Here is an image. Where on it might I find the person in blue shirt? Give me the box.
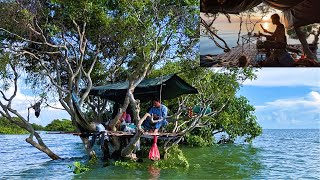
[139,99,168,133]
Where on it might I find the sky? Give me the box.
[238,68,320,129]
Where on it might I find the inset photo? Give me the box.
[200,0,320,67]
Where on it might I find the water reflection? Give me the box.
[148,165,160,180]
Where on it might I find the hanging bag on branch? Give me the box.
[149,135,160,161]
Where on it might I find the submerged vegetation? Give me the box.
[68,161,90,174]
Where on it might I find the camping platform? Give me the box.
[200,43,258,67]
[107,131,182,140]
[67,131,181,140]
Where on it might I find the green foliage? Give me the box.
[154,145,189,169]
[215,96,262,142]
[0,0,199,109]
[149,60,261,144]
[0,116,28,134]
[45,119,76,132]
[114,160,142,169]
[0,53,15,91]
[68,161,90,174]
[31,123,45,131]
[185,126,214,147]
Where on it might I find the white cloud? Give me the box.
[1,85,70,126]
[257,91,320,112]
[255,91,320,129]
[244,68,320,87]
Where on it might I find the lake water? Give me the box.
[200,22,320,56]
[0,129,319,179]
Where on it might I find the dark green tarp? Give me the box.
[84,74,198,103]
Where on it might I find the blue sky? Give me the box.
[238,68,320,129]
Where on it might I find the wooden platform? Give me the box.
[200,44,258,67]
[107,131,181,140]
[51,131,181,140]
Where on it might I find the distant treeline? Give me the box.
[0,116,76,134]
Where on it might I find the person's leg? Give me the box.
[100,131,105,150]
[90,132,98,148]
[143,119,154,132]
[263,41,273,57]
[154,120,168,133]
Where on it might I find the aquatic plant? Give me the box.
[113,160,142,169]
[68,161,90,174]
[154,145,189,169]
[184,125,214,147]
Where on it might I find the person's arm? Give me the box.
[260,24,273,35]
[161,106,168,120]
[259,33,271,38]
[147,108,160,123]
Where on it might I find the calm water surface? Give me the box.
[200,22,320,56]
[0,129,319,179]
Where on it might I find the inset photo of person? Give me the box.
[200,0,320,67]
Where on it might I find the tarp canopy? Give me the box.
[84,74,198,103]
[201,0,320,28]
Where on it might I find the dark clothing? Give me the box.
[261,50,294,67]
[142,118,168,131]
[270,23,287,44]
[258,23,288,62]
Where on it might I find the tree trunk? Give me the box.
[121,128,144,158]
[237,15,243,45]
[1,108,61,160]
[120,88,144,158]
[26,137,60,160]
[80,136,96,158]
[294,26,318,60]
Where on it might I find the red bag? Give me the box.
[149,135,160,161]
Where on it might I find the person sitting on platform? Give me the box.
[257,14,294,66]
[115,106,132,130]
[259,14,287,51]
[138,99,168,134]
